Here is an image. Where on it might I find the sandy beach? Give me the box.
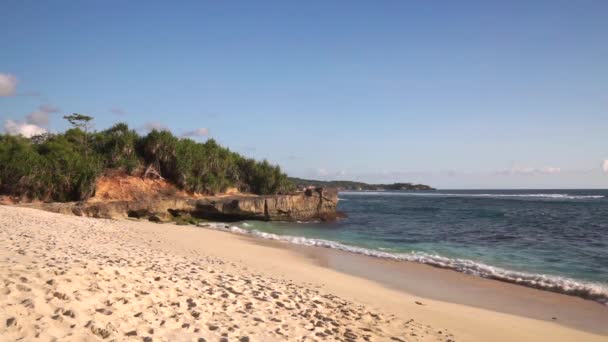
[1,206,607,341]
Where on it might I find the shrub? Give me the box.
[0,121,294,201]
[92,123,141,173]
[0,134,103,201]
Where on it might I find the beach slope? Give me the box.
[0,206,604,341]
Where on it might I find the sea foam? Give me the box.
[201,223,608,305]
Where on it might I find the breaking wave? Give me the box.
[200,223,608,305]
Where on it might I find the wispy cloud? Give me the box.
[25,104,59,127]
[0,73,17,96]
[143,121,169,132]
[110,107,126,116]
[316,168,329,177]
[602,160,608,173]
[311,168,346,179]
[181,128,209,138]
[497,166,561,176]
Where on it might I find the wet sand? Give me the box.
[279,242,608,335]
[1,206,606,341]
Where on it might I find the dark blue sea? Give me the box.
[222,190,608,304]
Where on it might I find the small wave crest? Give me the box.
[201,223,608,304]
[342,192,605,200]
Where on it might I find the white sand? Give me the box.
[0,206,605,341]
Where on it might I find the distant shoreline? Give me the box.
[289,177,435,191]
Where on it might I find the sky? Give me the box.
[1,0,607,189]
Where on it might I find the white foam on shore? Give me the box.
[200,223,608,305]
[341,192,605,200]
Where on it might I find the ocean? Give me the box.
[214,190,608,304]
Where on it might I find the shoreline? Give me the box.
[143,222,608,339]
[1,206,607,341]
[223,221,608,306]
[202,223,608,335]
[142,219,608,340]
[273,239,608,334]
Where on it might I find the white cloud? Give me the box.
[498,166,561,176]
[181,128,209,138]
[602,160,608,173]
[2,104,59,137]
[3,120,47,138]
[0,73,17,96]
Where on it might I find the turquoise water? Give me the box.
[222,190,608,303]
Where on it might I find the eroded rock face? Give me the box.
[193,187,338,221]
[27,198,192,221]
[21,188,339,222]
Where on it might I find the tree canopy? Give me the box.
[63,113,93,131]
[0,121,294,202]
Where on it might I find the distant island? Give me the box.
[289,177,435,191]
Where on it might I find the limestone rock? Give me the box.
[20,188,340,222]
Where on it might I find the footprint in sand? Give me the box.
[95,308,113,315]
[6,317,17,328]
[52,291,69,300]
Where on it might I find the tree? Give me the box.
[93,122,141,173]
[0,120,295,202]
[63,113,93,132]
[63,113,93,155]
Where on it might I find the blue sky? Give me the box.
[1,1,607,188]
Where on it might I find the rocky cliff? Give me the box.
[193,187,339,221]
[21,187,340,222]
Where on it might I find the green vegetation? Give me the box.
[0,116,295,202]
[171,215,203,226]
[289,177,435,191]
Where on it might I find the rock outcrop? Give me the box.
[193,187,339,221]
[21,187,340,222]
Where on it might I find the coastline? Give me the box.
[223,219,608,306]
[187,225,608,336]
[275,240,608,335]
[1,206,607,341]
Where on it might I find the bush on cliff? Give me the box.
[0,119,294,201]
[237,158,292,195]
[92,123,140,173]
[0,134,102,201]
